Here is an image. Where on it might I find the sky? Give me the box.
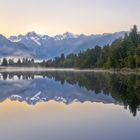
[0,0,140,37]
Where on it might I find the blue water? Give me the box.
[0,71,139,140]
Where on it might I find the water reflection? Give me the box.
[0,71,140,116]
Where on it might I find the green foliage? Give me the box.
[39,71,140,116]
[45,25,140,69]
[1,58,42,67]
[1,25,140,69]
[1,58,8,66]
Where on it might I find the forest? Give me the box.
[0,71,139,116]
[1,25,140,70]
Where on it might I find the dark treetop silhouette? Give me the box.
[0,71,140,117]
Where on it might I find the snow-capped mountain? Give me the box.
[10,32,78,43]
[10,31,50,46]
[8,31,125,59]
[0,73,117,105]
[0,34,31,58]
[54,32,79,40]
[0,31,125,59]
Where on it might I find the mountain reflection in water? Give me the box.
[0,71,140,117]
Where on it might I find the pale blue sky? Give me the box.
[0,0,140,36]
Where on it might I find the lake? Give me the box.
[0,70,140,140]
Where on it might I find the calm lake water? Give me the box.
[0,71,140,140]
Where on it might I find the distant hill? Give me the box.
[0,31,125,59]
[0,34,31,58]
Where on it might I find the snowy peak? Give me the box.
[9,35,24,42]
[54,32,79,40]
[9,31,125,43]
[7,31,125,59]
[10,32,79,43]
[9,31,43,46]
[26,31,39,37]
[62,32,78,39]
[25,32,42,46]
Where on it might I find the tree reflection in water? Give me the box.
[0,71,140,116]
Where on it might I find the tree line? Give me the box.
[46,71,140,116]
[0,58,46,67]
[0,71,140,116]
[1,25,140,69]
[45,25,140,69]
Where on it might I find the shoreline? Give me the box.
[0,67,140,75]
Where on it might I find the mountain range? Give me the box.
[0,73,117,105]
[0,31,125,59]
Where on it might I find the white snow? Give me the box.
[10,95,22,100]
[30,91,41,101]
[54,96,67,103]
[54,33,79,41]
[11,38,22,42]
[30,37,41,46]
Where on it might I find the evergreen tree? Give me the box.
[1,58,8,66]
[130,25,139,47]
[17,59,21,66]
